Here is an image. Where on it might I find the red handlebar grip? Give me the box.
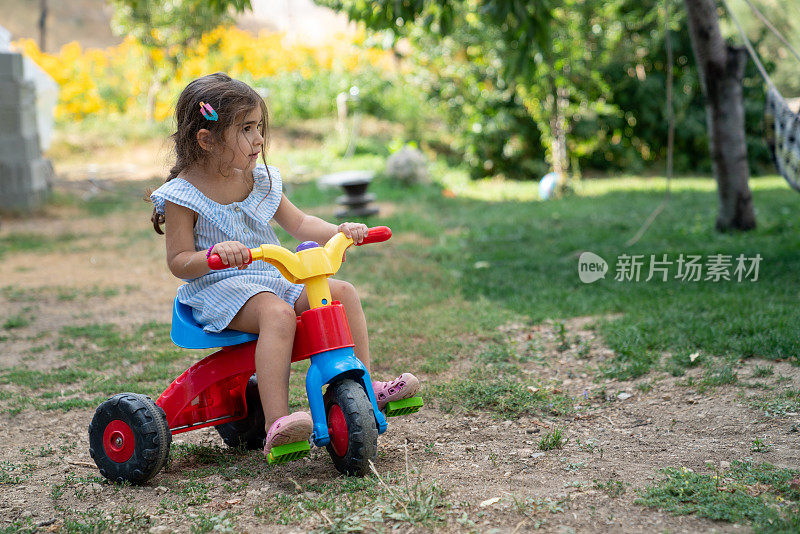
[208,249,252,270]
[356,226,392,245]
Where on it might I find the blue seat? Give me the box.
[170,298,258,349]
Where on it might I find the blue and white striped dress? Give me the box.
[150,164,304,333]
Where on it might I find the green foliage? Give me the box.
[0,321,187,414]
[751,436,771,452]
[2,313,30,330]
[400,19,548,180]
[751,388,800,417]
[108,0,253,119]
[0,232,80,260]
[594,477,626,497]
[431,369,574,419]
[591,0,770,174]
[109,0,250,50]
[538,426,567,451]
[320,0,773,179]
[249,66,432,136]
[752,364,774,378]
[314,0,552,79]
[191,512,237,534]
[637,462,800,532]
[702,363,739,387]
[724,0,800,97]
[252,466,448,531]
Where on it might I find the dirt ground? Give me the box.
[1,183,799,533]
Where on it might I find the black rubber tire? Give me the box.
[324,378,378,476]
[215,374,266,450]
[88,393,172,485]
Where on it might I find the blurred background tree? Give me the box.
[316,0,773,182]
[108,0,252,120]
[13,0,791,203]
[725,0,800,97]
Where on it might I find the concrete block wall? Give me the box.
[0,52,52,211]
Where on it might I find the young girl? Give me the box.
[150,72,419,458]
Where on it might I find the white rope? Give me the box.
[719,0,774,88]
[625,0,674,247]
[739,0,800,65]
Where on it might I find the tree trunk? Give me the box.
[549,85,569,178]
[684,0,756,231]
[545,68,569,182]
[38,0,48,53]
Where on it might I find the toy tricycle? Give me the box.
[88,226,422,484]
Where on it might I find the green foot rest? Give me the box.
[267,440,311,465]
[385,396,423,417]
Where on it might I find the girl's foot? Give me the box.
[372,373,420,410]
[263,412,312,457]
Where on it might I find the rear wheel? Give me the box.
[215,374,266,450]
[324,379,378,476]
[88,393,171,484]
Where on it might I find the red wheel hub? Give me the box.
[103,419,135,463]
[327,404,348,457]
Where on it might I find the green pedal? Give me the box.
[267,440,311,465]
[385,396,423,417]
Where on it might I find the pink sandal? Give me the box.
[263,412,312,457]
[372,373,420,410]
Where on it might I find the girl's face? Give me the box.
[222,106,264,173]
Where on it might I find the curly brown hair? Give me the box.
[150,72,272,234]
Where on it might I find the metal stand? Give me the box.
[317,170,378,218]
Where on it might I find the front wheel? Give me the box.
[88,393,172,484]
[324,379,378,476]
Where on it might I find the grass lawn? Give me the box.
[292,171,800,380]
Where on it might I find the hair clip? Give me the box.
[199,101,218,121]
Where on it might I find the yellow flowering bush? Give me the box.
[13,25,407,125]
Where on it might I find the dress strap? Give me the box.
[150,179,210,216]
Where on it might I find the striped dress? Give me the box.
[150,164,304,333]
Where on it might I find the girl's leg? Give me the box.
[293,279,371,374]
[228,291,297,431]
[294,280,419,408]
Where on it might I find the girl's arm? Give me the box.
[164,201,250,277]
[273,194,367,244]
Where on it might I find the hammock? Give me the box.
[722,0,800,193]
[765,87,800,192]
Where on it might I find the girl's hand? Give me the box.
[338,222,368,245]
[210,241,250,270]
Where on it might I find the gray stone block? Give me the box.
[0,134,40,161]
[0,51,52,212]
[0,106,39,138]
[0,90,35,110]
[0,53,25,81]
[0,158,52,211]
[0,80,36,107]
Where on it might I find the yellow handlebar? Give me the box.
[249,232,353,284]
[208,226,391,310]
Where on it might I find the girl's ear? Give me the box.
[196,129,213,152]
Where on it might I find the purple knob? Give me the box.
[296,241,320,252]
